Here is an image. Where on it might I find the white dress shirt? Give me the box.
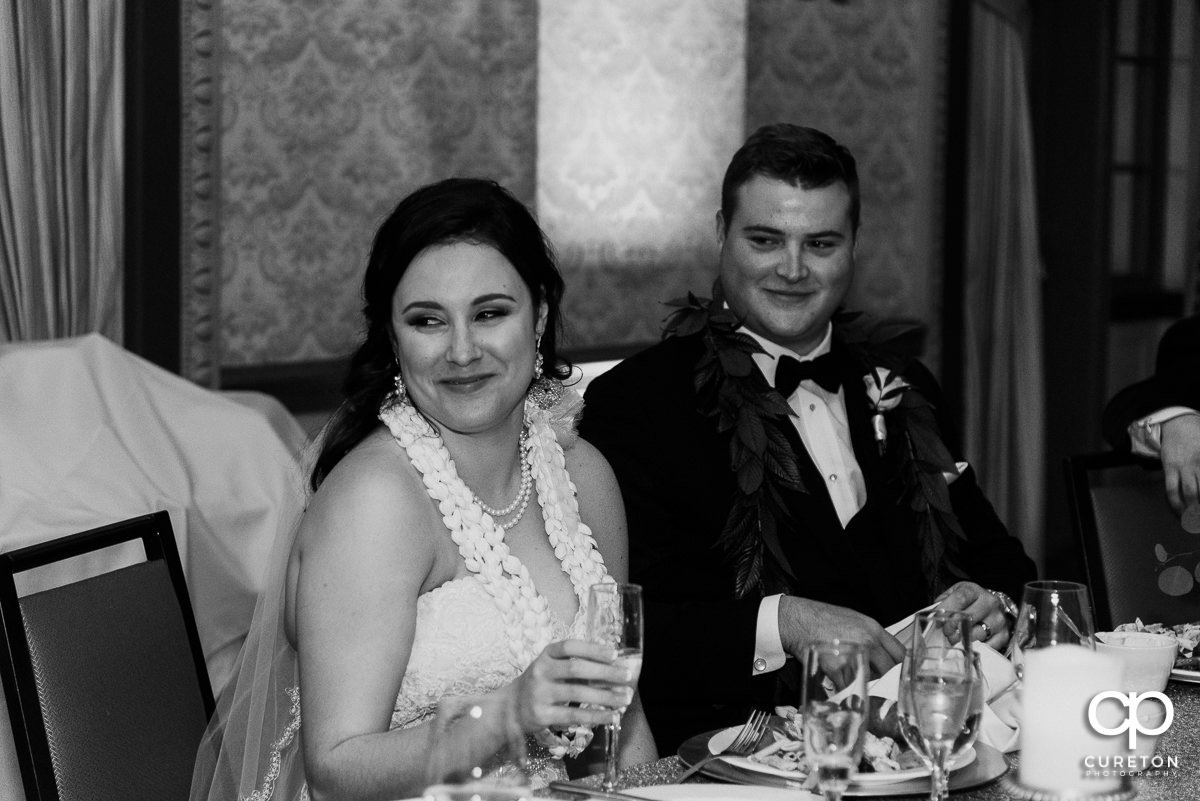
[1128,406,1200,457]
[743,324,867,525]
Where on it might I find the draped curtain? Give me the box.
[0,0,123,343]
[963,0,1046,569]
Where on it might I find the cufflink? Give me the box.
[753,657,767,673]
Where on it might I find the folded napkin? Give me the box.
[871,610,1021,753]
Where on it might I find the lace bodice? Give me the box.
[390,575,584,730]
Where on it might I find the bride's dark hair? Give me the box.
[310,177,570,491]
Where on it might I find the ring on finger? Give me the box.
[977,620,992,639]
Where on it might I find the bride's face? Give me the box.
[392,241,546,436]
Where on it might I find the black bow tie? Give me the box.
[774,353,842,396]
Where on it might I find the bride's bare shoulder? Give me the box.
[562,436,617,491]
[298,426,430,551]
[561,436,627,575]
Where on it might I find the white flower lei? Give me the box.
[378,389,610,757]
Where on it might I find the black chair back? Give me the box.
[0,511,214,801]
[1066,451,1200,632]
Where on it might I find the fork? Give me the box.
[676,708,770,783]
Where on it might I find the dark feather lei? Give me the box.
[662,279,968,599]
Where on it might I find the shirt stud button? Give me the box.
[754,657,767,672]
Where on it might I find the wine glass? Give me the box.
[799,640,868,801]
[1009,580,1096,676]
[586,582,643,792]
[897,644,976,801]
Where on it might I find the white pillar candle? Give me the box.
[1019,644,1125,793]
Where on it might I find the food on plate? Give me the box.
[1115,619,1200,669]
[747,706,925,777]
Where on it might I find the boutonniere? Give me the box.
[863,367,911,455]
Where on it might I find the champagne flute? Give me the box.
[903,609,980,798]
[897,645,975,801]
[898,647,984,801]
[799,640,868,801]
[586,582,643,792]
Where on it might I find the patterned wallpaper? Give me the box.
[747,0,947,370]
[215,0,946,367]
[538,0,746,350]
[218,0,538,365]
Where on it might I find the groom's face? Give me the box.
[716,175,856,356]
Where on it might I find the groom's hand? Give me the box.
[777,596,904,677]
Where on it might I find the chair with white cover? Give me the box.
[0,511,214,801]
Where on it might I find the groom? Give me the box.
[578,123,1036,752]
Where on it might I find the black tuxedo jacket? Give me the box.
[578,332,1036,753]
[1103,313,1200,451]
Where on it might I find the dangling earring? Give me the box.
[527,341,564,411]
[383,365,408,412]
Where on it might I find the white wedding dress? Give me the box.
[190,391,606,801]
[392,576,582,733]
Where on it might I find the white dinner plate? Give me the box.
[631,784,820,801]
[706,728,976,786]
[1170,667,1200,684]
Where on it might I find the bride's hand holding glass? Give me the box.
[508,640,635,733]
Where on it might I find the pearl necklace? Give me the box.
[472,430,533,530]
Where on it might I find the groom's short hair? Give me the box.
[719,123,860,235]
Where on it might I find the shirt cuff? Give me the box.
[1128,407,1200,457]
[754,594,787,675]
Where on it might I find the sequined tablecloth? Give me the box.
[565,681,1200,800]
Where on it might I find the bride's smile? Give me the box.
[391,240,547,438]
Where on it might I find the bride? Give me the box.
[190,178,657,801]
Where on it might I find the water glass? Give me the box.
[800,640,868,801]
[421,693,532,801]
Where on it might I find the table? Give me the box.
[585,681,1200,800]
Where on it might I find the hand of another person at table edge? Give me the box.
[1160,414,1200,516]
[777,596,904,677]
